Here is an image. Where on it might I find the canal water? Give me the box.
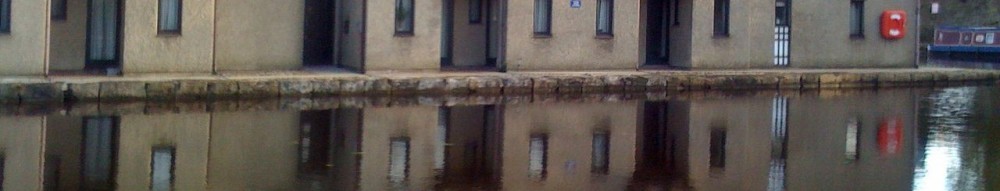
[0,86,997,190]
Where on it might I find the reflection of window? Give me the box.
[83,117,118,191]
[596,0,613,36]
[52,0,67,20]
[845,118,860,161]
[0,0,10,33]
[469,0,483,24]
[1,155,5,189]
[712,0,730,36]
[395,0,414,35]
[591,131,610,174]
[151,147,175,191]
[389,137,410,187]
[533,0,552,35]
[435,108,449,171]
[710,129,727,169]
[849,0,864,38]
[44,155,62,191]
[158,0,182,34]
[529,134,548,179]
[300,110,333,175]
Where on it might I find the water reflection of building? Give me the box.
[0,89,939,190]
[502,102,639,191]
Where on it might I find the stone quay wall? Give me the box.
[0,68,998,104]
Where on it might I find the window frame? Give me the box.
[150,146,176,191]
[595,0,614,37]
[394,0,415,36]
[533,0,552,37]
[0,0,10,34]
[157,0,182,35]
[712,0,730,37]
[849,0,865,39]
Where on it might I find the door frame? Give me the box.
[441,0,506,72]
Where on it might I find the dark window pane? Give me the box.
[710,129,727,168]
[533,0,551,34]
[158,0,181,33]
[1,0,10,33]
[52,0,67,20]
[850,0,864,37]
[596,0,613,35]
[713,0,729,36]
[395,0,414,34]
[469,0,482,23]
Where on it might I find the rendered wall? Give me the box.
[121,0,215,74]
[0,116,45,190]
[208,111,300,190]
[505,0,639,71]
[688,0,775,69]
[358,106,439,190]
[786,90,917,190]
[0,0,47,75]
[791,0,917,68]
[49,0,87,71]
[364,0,443,71]
[502,102,638,190]
[215,0,304,71]
[684,97,774,190]
[117,114,210,190]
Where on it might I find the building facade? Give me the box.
[0,0,917,76]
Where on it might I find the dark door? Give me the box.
[645,0,670,66]
[304,0,336,66]
[86,0,122,70]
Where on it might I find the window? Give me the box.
[529,134,548,179]
[849,0,864,38]
[591,131,610,174]
[596,0,613,36]
[158,0,181,34]
[151,147,175,191]
[53,0,67,20]
[713,0,730,37]
[1,0,10,33]
[469,0,482,24]
[395,0,414,35]
[710,128,727,168]
[533,0,552,36]
[389,137,410,187]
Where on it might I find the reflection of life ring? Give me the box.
[878,118,904,154]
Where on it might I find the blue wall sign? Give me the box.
[570,0,582,9]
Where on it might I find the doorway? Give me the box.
[304,0,337,68]
[644,0,671,66]
[442,0,504,71]
[774,0,791,66]
[85,0,122,71]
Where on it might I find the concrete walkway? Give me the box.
[0,67,997,103]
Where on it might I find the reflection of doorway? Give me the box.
[85,0,122,71]
[442,0,504,71]
[81,117,118,191]
[303,0,337,67]
[644,0,671,66]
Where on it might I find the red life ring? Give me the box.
[878,117,904,154]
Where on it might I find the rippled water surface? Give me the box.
[0,86,997,190]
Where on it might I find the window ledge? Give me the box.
[157,32,182,37]
[532,33,552,38]
[850,35,865,40]
[595,34,614,39]
[712,34,730,39]
[394,32,414,37]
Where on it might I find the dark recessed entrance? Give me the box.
[644,0,671,67]
[85,0,123,72]
[303,0,336,67]
[441,0,504,71]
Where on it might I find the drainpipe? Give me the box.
[914,0,921,68]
